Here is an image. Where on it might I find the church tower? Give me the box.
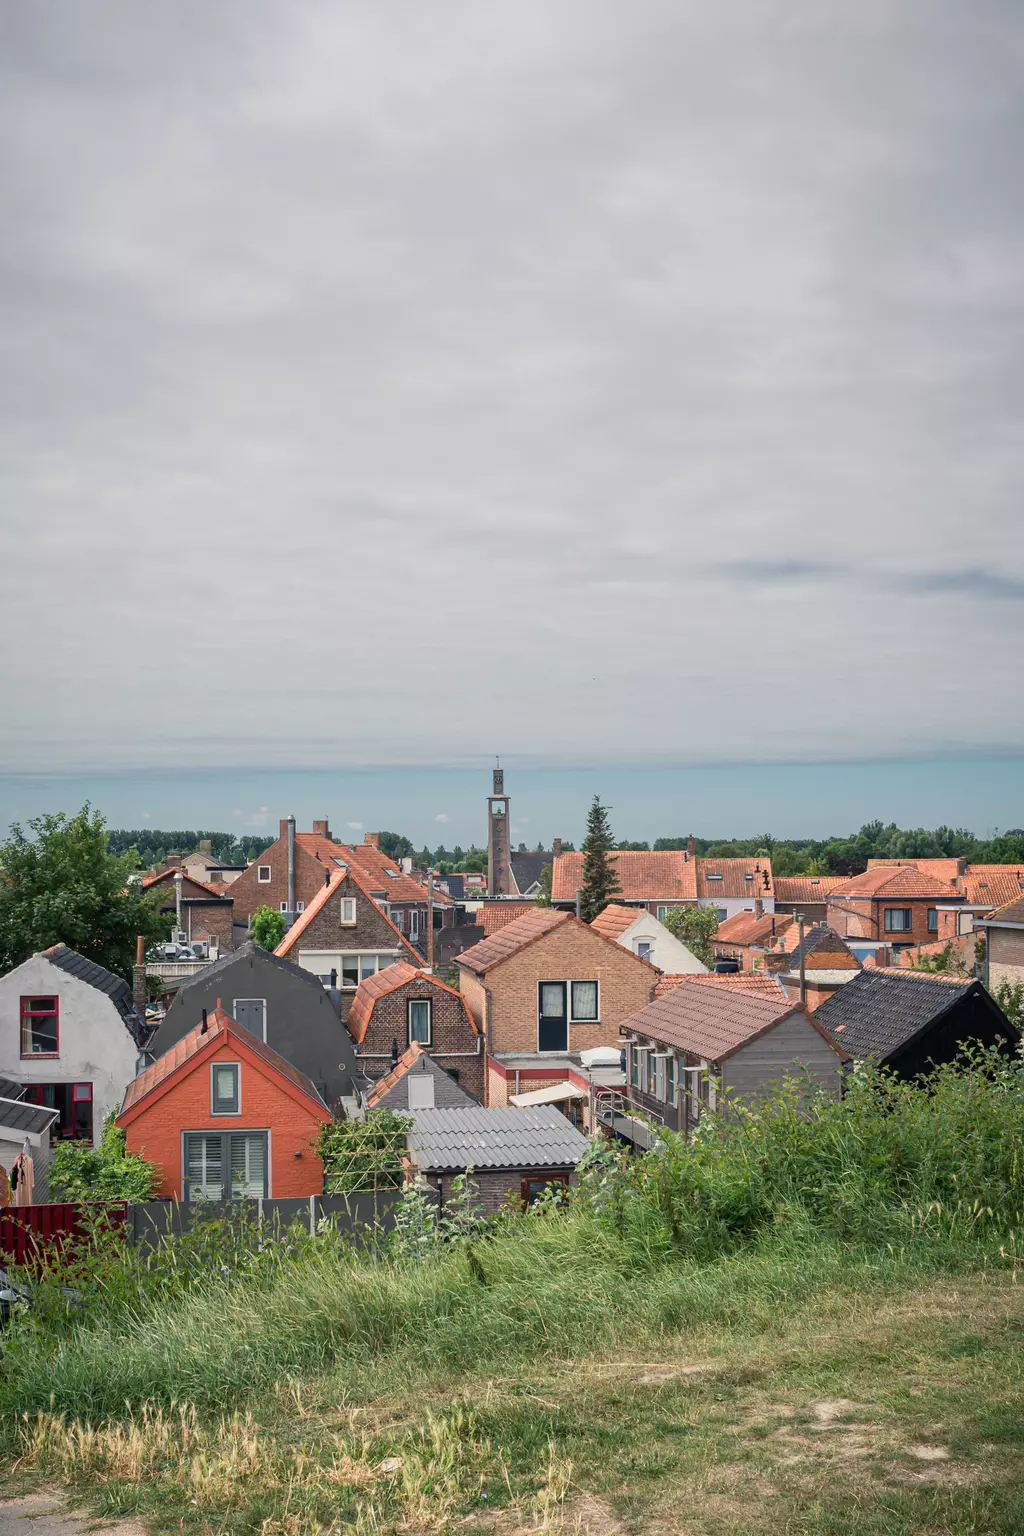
[487,763,511,896]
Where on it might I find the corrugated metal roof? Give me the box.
[407,1106,590,1172]
[0,1094,59,1137]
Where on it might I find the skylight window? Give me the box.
[706,873,723,881]
[385,869,400,878]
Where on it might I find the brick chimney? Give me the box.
[754,896,764,920]
[364,832,381,850]
[553,837,562,858]
[133,935,147,1015]
[312,819,331,840]
[198,838,212,857]
[279,818,290,839]
[687,835,695,859]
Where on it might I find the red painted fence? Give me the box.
[0,1203,127,1265]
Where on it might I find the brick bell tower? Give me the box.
[487,761,511,896]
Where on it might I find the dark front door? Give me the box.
[538,982,568,1052]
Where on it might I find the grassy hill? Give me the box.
[5,1055,1024,1534]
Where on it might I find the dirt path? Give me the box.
[0,1493,144,1536]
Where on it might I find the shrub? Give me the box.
[49,1114,159,1203]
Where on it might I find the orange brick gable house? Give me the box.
[826,866,964,953]
[455,908,656,1106]
[116,1003,331,1200]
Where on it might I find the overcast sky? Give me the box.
[2,2,1022,777]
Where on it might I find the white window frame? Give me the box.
[408,997,433,1047]
[232,999,267,1042]
[569,979,600,1023]
[210,1061,241,1116]
[392,908,405,931]
[296,900,304,913]
[340,897,357,926]
[409,909,420,939]
[656,906,668,920]
[634,938,654,961]
[257,865,272,883]
[279,901,288,913]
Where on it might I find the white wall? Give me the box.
[698,896,776,921]
[0,954,142,1148]
[616,912,708,974]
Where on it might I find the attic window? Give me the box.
[257,866,271,883]
[744,873,753,881]
[811,879,820,885]
[706,873,723,881]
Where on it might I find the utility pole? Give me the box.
[797,912,806,1005]
[426,865,434,969]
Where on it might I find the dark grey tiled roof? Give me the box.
[41,944,146,1044]
[173,941,327,997]
[0,1094,59,1138]
[408,1106,590,1173]
[510,852,551,894]
[813,971,1011,1062]
[786,925,860,970]
[0,1077,23,1103]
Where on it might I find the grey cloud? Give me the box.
[1,2,1023,771]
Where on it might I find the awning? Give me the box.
[508,1082,587,1108]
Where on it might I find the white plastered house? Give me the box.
[589,905,707,974]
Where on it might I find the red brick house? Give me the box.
[977,894,1024,994]
[712,909,796,970]
[551,849,697,917]
[274,871,422,1018]
[455,908,656,1106]
[346,962,484,1102]
[116,1003,331,1200]
[826,866,964,953]
[142,868,235,953]
[228,821,452,949]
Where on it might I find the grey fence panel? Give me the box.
[127,1190,406,1252]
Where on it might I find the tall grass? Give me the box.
[3,1051,1023,1424]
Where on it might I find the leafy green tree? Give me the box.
[661,905,720,969]
[48,1113,158,1202]
[378,831,414,860]
[0,805,169,983]
[616,840,650,851]
[251,905,286,950]
[317,1109,412,1193]
[536,863,553,907]
[993,979,1024,1029]
[578,796,622,923]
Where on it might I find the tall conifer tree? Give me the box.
[578,795,622,922]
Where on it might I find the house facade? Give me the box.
[152,942,357,1109]
[406,1105,591,1211]
[772,877,843,924]
[362,1042,480,1112]
[118,1005,331,1200]
[550,849,697,917]
[143,868,235,954]
[695,859,775,921]
[976,896,1024,994]
[590,904,707,973]
[275,871,422,1018]
[0,944,150,1148]
[347,962,484,1101]
[712,909,796,971]
[826,867,964,953]
[619,983,845,1141]
[456,908,656,1106]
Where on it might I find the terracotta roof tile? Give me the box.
[298,837,453,905]
[477,903,540,937]
[979,893,1024,926]
[365,1042,423,1107]
[867,858,967,882]
[347,962,478,1044]
[622,984,844,1063]
[713,910,795,948]
[828,866,962,900]
[958,868,1024,908]
[456,908,573,973]
[589,904,642,941]
[696,858,774,899]
[654,972,785,1000]
[120,1005,327,1116]
[551,851,696,902]
[142,868,230,900]
[772,876,845,906]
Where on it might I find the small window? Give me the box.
[570,981,599,1021]
[884,908,913,933]
[656,906,668,920]
[928,908,939,932]
[211,1063,240,1115]
[72,1083,93,1141]
[410,910,420,939]
[706,873,723,881]
[20,996,59,1057]
[296,900,305,913]
[408,998,433,1046]
[341,956,359,988]
[359,955,377,982]
[257,866,271,882]
[279,901,288,912]
[385,869,400,879]
[635,939,653,962]
[392,909,405,931]
[340,897,357,926]
[630,1047,639,1087]
[717,908,728,923]
[667,1057,676,1105]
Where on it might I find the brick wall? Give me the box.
[477,920,655,1055]
[228,833,332,925]
[989,927,1024,992]
[424,1167,577,1214]
[827,898,945,948]
[290,875,418,965]
[182,901,235,952]
[356,974,484,1101]
[122,1035,329,1199]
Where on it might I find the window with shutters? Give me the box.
[183,1131,268,1200]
